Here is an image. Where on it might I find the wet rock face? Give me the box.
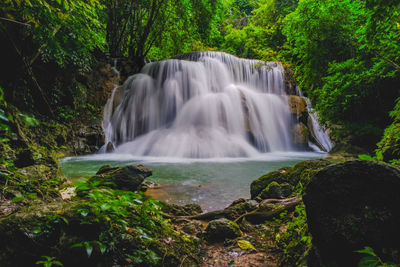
[293,123,309,146]
[288,95,307,119]
[203,218,242,243]
[288,96,310,148]
[90,164,152,191]
[303,160,400,266]
[71,120,104,155]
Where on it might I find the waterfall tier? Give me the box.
[102,51,327,158]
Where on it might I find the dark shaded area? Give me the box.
[303,160,400,266]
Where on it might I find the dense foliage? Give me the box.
[216,0,400,151]
[219,0,297,60]
[0,0,224,117]
[103,0,223,62]
[283,0,399,149]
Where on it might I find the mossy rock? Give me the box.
[202,218,242,243]
[89,164,152,191]
[250,167,291,199]
[258,182,292,199]
[288,159,333,190]
[163,203,202,216]
[181,220,203,235]
[250,159,334,200]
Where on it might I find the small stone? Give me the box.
[182,221,203,235]
[60,187,76,200]
[202,218,242,243]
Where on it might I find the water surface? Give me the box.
[61,152,323,211]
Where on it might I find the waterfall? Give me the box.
[305,98,333,152]
[100,59,120,153]
[296,89,333,152]
[102,52,309,158]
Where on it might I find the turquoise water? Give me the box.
[60,152,323,211]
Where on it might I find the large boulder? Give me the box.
[89,164,152,191]
[303,160,400,266]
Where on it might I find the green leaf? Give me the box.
[237,240,256,251]
[0,109,8,122]
[84,242,93,257]
[358,154,376,161]
[61,217,69,224]
[79,209,89,217]
[357,256,379,267]
[28,193,37,199]
[100,204,111,210]
[11,196,26,203]
[356,246,377,257]
[71,242,83,248]
[98,242,107,254]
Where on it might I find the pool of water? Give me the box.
[60,152,324,211]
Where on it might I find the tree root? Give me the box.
[162,196,302,224]
[234,197,301,223]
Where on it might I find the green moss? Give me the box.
[272,203,311,266]
[258,181,292,199]
[250,167,291,198]
[251,159,335,200]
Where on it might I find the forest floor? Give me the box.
[201,240,281,267]
[170,211,286,266]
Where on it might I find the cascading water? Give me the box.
[101,52,322,158]
[305,98,333,152]
[296,89,333,152]
[100,59,120,153]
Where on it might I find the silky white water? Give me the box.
[102,52,298,157]
[296,88,333,152]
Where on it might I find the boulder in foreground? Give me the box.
[89,164,152,191]
[303,160,400,266]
